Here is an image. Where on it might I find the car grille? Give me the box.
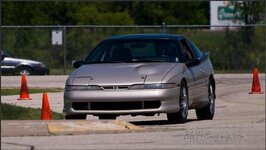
[101,85,130,90]
[72,101,161,111]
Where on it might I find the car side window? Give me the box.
[179,38,195,61]
[187,39,203,59]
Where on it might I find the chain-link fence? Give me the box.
[1,25,265,74]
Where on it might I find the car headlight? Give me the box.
[129,83,177,90]
[65,85,103,91]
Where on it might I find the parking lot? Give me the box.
[1,74,265,149]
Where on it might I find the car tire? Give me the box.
[167,81,189,124]
[196,78,215,120]
[16,66,32,75]
[98,115,117,120]
[65,114,87,120]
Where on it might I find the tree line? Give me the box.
[1,1,265,73]
[2,1,209,25]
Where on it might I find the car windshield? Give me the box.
[84,39,182,64]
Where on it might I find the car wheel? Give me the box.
[167,81,189,124]
[196,78,215,120]
[65,114,87,120]
[16,66,32,75]
[98,115,117,120]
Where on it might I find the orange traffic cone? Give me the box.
[41,92,52,120]
[18,74,32,100]
[249,68,264,94]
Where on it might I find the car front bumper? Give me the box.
[63,87,180,116]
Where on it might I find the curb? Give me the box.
[48,120,143,135]
[1,120,143,137]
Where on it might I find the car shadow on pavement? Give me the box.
[130,119,198,126]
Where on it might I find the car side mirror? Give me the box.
[72,60,84,68]
[1,52,6,61]
[185,58,200,67]
[201,51,210,61]
[202,51,209,57]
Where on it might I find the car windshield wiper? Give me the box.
[85,61,126,64]
[132,59,167,63]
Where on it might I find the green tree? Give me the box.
[129,1,209,25]
[68,4,134,25]
[234,1,265,44]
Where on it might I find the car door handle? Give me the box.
[200,67,204,73]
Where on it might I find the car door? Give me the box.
[179,38,207,104]
[187,39,210,99]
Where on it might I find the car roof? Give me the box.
[105,34,184,41]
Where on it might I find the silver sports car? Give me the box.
[64,34,216,123]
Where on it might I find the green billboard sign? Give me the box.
[218,6,242,20]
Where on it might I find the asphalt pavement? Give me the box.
[1,74,265,149]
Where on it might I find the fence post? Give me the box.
[0,0,2,77]
[161,22,166,33]
[63,27,67,75]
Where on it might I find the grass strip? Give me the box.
[1,88,64,96]
[0,103,64,120]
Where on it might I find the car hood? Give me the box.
[4,57,42,65]
[69,63,184,86]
